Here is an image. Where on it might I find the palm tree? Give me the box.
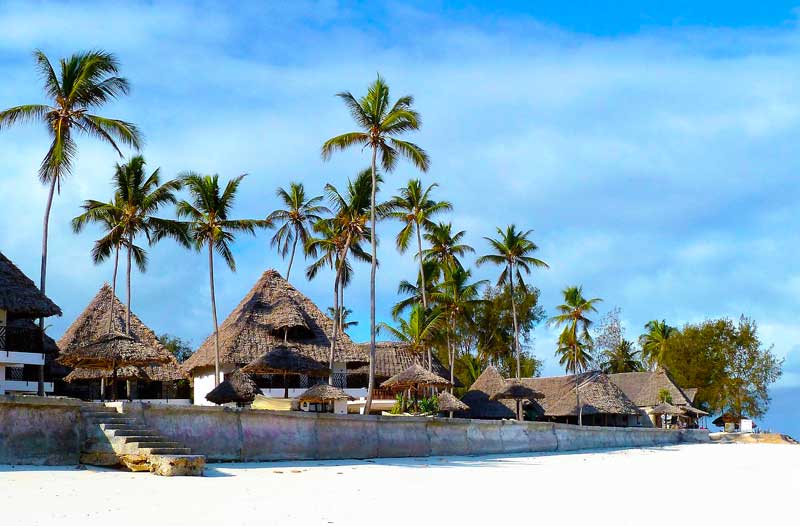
[379,303,444,357]
[548,286,602,426]
[423,223,473,271]
[431,267,487,386]
[640,320,676,370]
[176,173,266,386]
[322,76,429,413]
[0,50,141,394]
[387,179,451,309]
[392,261,442,319]
[266,182,329,281]
[600,339,642,374]
[327,307,358,331]
[477,225,548,379]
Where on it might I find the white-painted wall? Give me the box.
[192,366,234,405]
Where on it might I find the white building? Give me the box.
[0,251,61,395]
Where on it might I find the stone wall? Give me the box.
[120,402,709,462]
[0,395,82,465]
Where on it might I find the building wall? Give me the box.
[0,395,83,465]
[192,366,234,405]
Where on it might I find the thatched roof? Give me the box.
[242,344,330,376]
[608,369,692,408]
[460,366,517,419]
[683,388,699,403]
[682,405,709,416]
[381,363,451,391]
[712,413,750,427]
[492,380,544,401]
[651,402,685,415]
[182,270,367,374]
[348,341,461,386]
[0,251,61,318]
[56,284,184,381]
[522,372,640,417]
[58,332,172,369]
[298,384,353,403]
[205,370,259,405]
[65,365,148,383]
[437,391,469,412]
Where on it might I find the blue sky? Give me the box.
[0,1,798,435]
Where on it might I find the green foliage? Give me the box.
[640,319,677,369]
[600,339,643,374]
[657,388,672,404]
[661,316,782,418]
[158,333,194,363]
[390,394,407,414]
[418,396,438,413]
[548,286,602,375]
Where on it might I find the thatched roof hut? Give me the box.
[182,270,367,375]
[348,341,461,386]
[437,391,469,413]
[0,250,61,318]
[298,384,353,403]
[205,370,259,405]
[460,366,517,419]
[607,368,694,407]
[522,372,640,418]
[242,345,330,376]
[492,380,544,402]
[58,333,171,369]
[651,402,685,415]
[56,284,183,381]
[712,413,750,427]
[381,363,451,391]
[65,365,148,383]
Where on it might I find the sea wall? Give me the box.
[0,395,82,465]
[122,402,709,462]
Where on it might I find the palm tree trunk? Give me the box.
[108,245,120,333]
[328,264,340,385]
[509,262,521,379]
[208,242,221,387]
[126,231,133,335]
[36,176,58,396]
[339,280,345,332]
[448,316,455,389]
[419,223,431,371]
[575,344,582,426]
[286,235,298,280]
[364,145,378,414]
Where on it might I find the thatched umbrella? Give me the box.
[437,390,469,418]
[381,364,451,413]
[58,332,171,400]
[242,344,330,398]
[65,365,148,383]
[491,379,544,421]
[206,370,259,406]
[652,402,685,415]
[298,384,353,412]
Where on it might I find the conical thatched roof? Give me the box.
[57,285,183,380]
[437,391,469,412]
[58,332,172,368]
[348,342,461,387]
[651,402,685,415]
[608,368,693,407]
[64,365,148,383]
[459,366,517,419]
[381,363,451,391]
[0,251,61,318]
[242,345,330,376]
[205,370,259,405]
[298,384,353,403]
[491,380,544,401]
[182,270,367,374]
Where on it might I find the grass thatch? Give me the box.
[491,380,544,401]
[298,383,353,403]
[242,344,330,376]
[651,402,685,415]
[205,370,259,405]
[348,341,461,387]
[380,363,451,391]
[57,332,172,369]
[522,372,640,417]
[0,250,61,318]
[182,269,367,375]
[437,390,469,412]
[607,368,694,408]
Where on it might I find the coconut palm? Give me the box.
[0,49,140,394]
[599,339,643,374]
[266,182,329,281]
[379,303,444,356]
[431,267,487,385]
[477,225,548,379]
[387,179,451,309]
[176,173,266,386]
[327,307,358,331]
[548,286,602,426]
[322,76,429,412]
[392,261,442,319]
[423,223,473,272]
[640,319,676,370]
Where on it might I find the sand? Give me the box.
[1,443,797,525]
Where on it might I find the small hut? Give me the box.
[381,363,451,413]
[297,384,353,414]
[712,413,754,433]
[205,370,259,406]
[492,380,544,421]
[242,344,330,398]
[651,402,685,429]
[437,390,469,418]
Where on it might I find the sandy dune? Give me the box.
[1,443,797,525]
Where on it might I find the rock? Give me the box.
[149,455,205,477]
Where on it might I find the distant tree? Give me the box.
[392,261,442,318]
[266,182,329,281]
[600,339,643,374]
[657,388,672,404]
[640,319,676,369]
[327,306,358,332]
[380,303,444,357]
[423,222,473,271]
[158,334,193,363]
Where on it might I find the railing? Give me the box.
[5,367,24,380]
[0,325,44,356]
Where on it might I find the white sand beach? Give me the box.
[1,443,797,525]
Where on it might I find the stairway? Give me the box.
[80,404,205,476]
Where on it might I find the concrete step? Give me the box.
[139,447,192,455]
[127,441,183,449]
[113,431,160,440]
[149,454,205,476]
[99,422,141,431]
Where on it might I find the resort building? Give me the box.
[56,284,187,402]
[182,269,369,405]
[462,365,706,427]
[0,251,62,395]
